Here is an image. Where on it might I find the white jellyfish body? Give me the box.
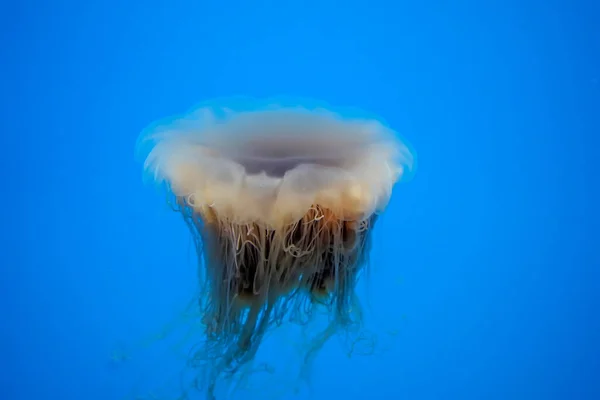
[137,98,414,398]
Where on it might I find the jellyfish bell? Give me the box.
[137,99,414,397]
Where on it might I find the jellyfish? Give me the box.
[136,98,414,398]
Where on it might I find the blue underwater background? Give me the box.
[2,0,599,399]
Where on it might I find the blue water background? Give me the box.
[2,1,599,399]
